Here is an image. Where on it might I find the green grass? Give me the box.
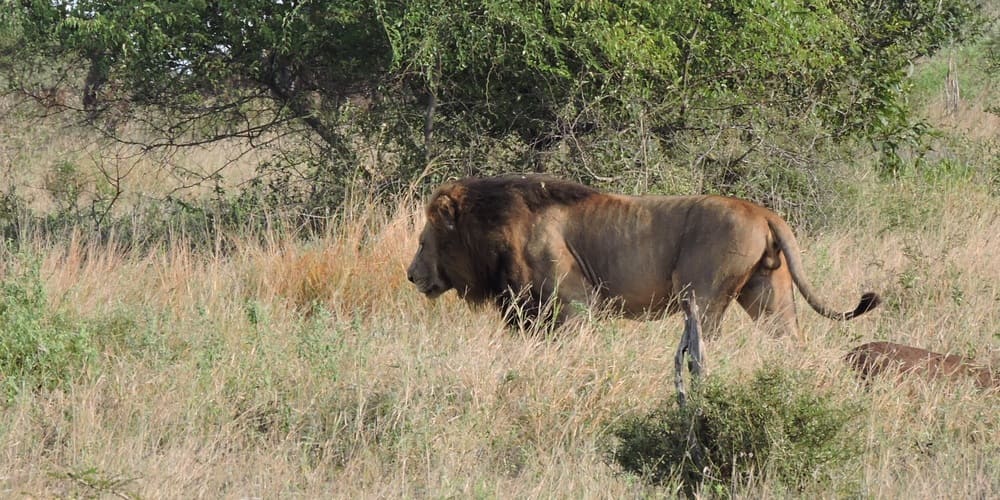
[0,256,97,402]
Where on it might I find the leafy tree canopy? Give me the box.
[0,0,985,210]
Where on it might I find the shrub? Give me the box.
[612,367,863,495]
[0,257,97,401]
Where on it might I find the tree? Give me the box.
[0,0,985,218]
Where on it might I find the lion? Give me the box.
[845,341,998,390]
[406,174,880,338]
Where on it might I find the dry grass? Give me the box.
[0,97,269,215]
[0,175,997,498]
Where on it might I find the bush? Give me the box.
[612,367,863,495]
[0,257,97,401]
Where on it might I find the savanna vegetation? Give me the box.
[0,0,997,497]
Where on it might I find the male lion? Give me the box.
[406,174,879,338]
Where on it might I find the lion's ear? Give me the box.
[430,193,458,231]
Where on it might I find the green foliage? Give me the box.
[294,306,346,380]
[0,0,988,224]
[0,257,97,402]
[51,467,139,500]
[612,367,863,494]
[44,160,86,215]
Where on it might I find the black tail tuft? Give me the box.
[849,292,881,319]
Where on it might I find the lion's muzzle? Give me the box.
[407,262,447,298]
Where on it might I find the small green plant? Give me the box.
[0,257,97,401]
[52,466,139,499]
[45,160,86,215]
[612,367,863,495]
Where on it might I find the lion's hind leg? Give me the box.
[669,279,733,340]
[736,259,801,339]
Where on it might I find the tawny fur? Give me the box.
[407,174,880,338]
[845,341,998,390]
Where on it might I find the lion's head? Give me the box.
[407,186,459,299]
[407,175,594,306]
[407,182,492,302]
[407,222,451,299]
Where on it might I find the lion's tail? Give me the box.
[766,217,881,321]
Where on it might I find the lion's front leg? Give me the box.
[496,286,547,331]
[515,236,600,331]
[496,283,581,333]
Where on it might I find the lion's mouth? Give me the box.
[414,281,446,299]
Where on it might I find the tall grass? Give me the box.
[0,171,996,497]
